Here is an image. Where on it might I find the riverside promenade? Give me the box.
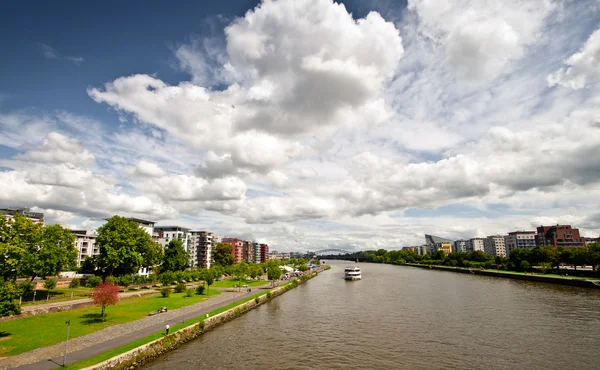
[2,288,265,370]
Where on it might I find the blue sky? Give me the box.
[0,0,599,251]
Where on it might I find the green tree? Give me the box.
[43,279,57,301]
[96,216,163,277]
[235,261,249,291]
[22,224,76,281]
[201,268,215,293]
[266,259,282,285]
[161,239,189,272]
[79,256,98,274]
[0,243,25,281]
[519,260,530,272]
[588,242,600,272]
[69,278,80,298]
[0,278,21,316]
[213,243,234,266]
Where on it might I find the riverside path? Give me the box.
[2,288,267,370]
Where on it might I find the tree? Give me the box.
[588,243,600,272]
[519,260,530,272]
[69,278,80,298]
[161,240,189,272]
[0,278,21,317]
[213,243,234,266]
[21,223,76,281]
[79,256,98,274]
[0,243,25,281]
[201,268,215,293]
[235,261,249,291]
[266,260,282,285]
[92,283,120,321]
[97,216,162,277]
[44,279,57,301]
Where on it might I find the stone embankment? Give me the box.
[405,264,600,289]
[81,270,323,370]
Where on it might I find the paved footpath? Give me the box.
[2,287,269,370]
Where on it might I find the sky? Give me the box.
[1,0,599,252]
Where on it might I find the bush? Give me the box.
[195,285,205,295]
[160,287,172,298]
[185,288,194,297]
[119,275,134,287]
[266,291,272,299]
[254,297,260,304]
[69,278,80,289]
[174,283,186,293]
[520,260,530,272]
[159,271,175,286]
[105,276,119,285]
[86,276,102,288]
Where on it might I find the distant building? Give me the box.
[221,237,245,263]
[244,241,256,263]
[402,246,416,252]
[155,226,192,266]
[454,240,469,253]
[189,231,214,268]
[484,236,506,257]
[469,238,485,252]
[259,244,269,263]
[434,242,453,256]
[71,230,98,267]
[584,236,600,245]
[1,207,44,224]
[504,231,536,257]
[414,245,428,255]
[536,225,586,247]
[425,234,454,255]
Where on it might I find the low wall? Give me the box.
[82,270,322,370]
[406,264,600,289]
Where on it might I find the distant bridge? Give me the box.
[308,248,358,260]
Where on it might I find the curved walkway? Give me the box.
[2,288,267,370]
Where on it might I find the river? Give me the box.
[142,261,600,369]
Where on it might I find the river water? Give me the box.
[143,261,600,370]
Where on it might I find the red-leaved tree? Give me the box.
[92,282,120,321]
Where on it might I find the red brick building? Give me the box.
[259,243,269,263]
[221,237,245,263]
[536,225,586,247]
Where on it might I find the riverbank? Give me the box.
[405,263,600,288]
[75,269,324,370]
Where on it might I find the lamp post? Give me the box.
[63,320,71,367]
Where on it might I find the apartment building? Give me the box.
[536,225,586,247]
[259,243,269,263]
[505,231,536,257]
[484,236,506,257]
[469,238,485,252]
[221,237,245,263]
[1,207,44,224]
[434,242,453,256]
[71,230,98,267]
[189,231,214,268]
[454,240,469,253]
[244,241,256,263]
[414,245,428,255]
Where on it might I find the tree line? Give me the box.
[358,243,600,274]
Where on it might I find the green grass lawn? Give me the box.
[0,290,220,357]
[210,278,269,288]
[62,289,273,370]
[20,287,94,306]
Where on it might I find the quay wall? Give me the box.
[405,264,600,289]
[81,269,326,370]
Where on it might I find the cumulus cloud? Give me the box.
[548,27,600,89]
[17,132,95,166]
[133,160,166,178]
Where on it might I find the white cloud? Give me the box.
[133,160,166,178]
[548,27,600,89]
[17,132,95,166]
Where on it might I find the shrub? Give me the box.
[174,283,186,293]
[86,276,102,288]
[119,275,134,287]
[254,297,260,304]
[266,291,272,299]
[69,278,80,289]
[159,271,175,286]
[105,276,119,285]
[43,279,57,291]
[520,260,530,272]
[160,287,172,298]
[185,288,194,297]
[195,285,205,295]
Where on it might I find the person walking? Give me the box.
[165,324,170,336]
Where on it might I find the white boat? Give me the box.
[344,266,361,280]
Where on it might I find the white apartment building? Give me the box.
[504,231,536,258]
[469,238,485,252]
[484,236,506,257]
[189,231,214,268]
[454,239,469,253]
[154,225,192,265]
[72,230,98,267]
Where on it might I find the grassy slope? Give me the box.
[0,290,220,357]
